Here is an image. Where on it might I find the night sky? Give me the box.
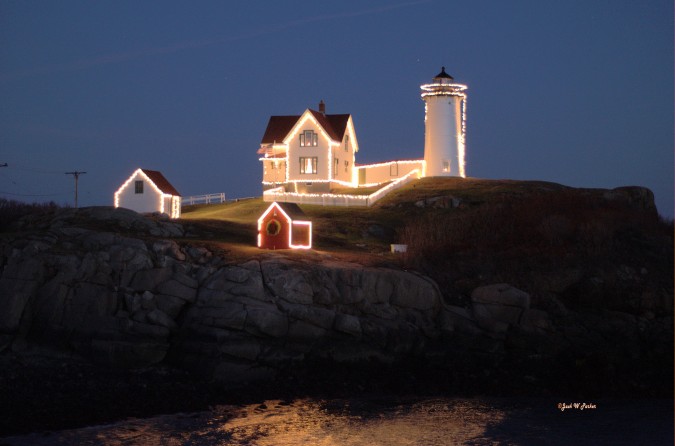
[1,1,673,216]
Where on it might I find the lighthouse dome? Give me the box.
[433,66,454,83]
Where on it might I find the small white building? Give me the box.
[114,168,181,219]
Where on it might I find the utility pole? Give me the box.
[65,171,86,208]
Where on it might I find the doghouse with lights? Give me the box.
[257,202,312,250]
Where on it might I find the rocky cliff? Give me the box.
[0,201,672,398]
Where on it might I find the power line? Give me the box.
[0,190,68,197]
[65,171,87,208]
[11,164,64,174]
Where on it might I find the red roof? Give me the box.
[260,110,350,144]
[140,169,181,196]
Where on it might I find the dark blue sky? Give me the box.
[1,1,673,216]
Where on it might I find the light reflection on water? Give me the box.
[1,397,672,445]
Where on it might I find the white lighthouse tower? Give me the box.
[421,67,468,177]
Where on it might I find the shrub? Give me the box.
[399,190,664,269]
[0,198,61,231]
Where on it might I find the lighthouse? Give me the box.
[421,67,468,177]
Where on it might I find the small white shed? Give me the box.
[114,168,181,218]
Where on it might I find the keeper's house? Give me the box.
[257,101,423,198]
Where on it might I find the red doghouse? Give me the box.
[257,202,312,250]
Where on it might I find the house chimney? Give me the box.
[319,100,325,114]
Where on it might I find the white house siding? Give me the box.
[262,159,287,184]
[287,120,330,182]
[332,117,358,186]
[116,174,164,215]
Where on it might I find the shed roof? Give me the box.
[140,169,181,196]
[275,202,307,221]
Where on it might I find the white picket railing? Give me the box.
[263,169,421,207]
[182,193,226,205]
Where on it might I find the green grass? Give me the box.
[178,177,573,253]
[376,176,569,207]
[181,195,404,254]
[178,177,645,260]
[181,198,269,224]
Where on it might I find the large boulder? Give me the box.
[471,284,530,334]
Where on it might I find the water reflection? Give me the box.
[1,397,672,445]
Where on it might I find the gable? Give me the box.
[258,202,293,225]
[261,110,352,146]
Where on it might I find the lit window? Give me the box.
[135,180,143,194]
[299,130,318,147]
[442,161,450,172]
[300,157,318,174]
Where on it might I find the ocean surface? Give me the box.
[1,397,672,445]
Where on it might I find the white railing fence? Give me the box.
[182,193,226,205]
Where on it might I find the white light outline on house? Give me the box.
[283,111,337,183]
[113,168,181,219]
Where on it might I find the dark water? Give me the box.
[1,397,672,445]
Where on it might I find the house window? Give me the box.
[135,180,144,194]
[299,130,318,147]
[334,158,339,176]
[344,160,349,173]
[300,157,318,174]
[442,160,450,173]
[390,163,398,176]
[344,135,349,152]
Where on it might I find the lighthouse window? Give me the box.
[300,157,318,174]
[300,130,318,147]
[442,161,450,172]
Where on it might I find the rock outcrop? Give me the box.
[1,208,446,380]
[0,206,672,390]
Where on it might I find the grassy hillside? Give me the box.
[180,177,672,311]
[180,177,665,254]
